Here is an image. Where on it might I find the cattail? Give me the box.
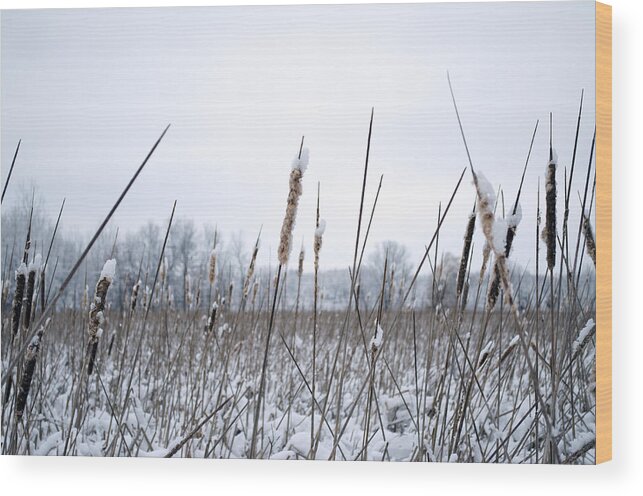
[208,249,217,286]
[278,147,309,266]
[87,259,116,376]
[583,213,596,266]
[15,319,49,419]
[370,320,384,355]
[11,263,27,338]
[243,239,260,298]
[251,281,259,307]
[298,245,305,277]
[487,203,523,309]
[130,280,141,311]
[500,335,520,364]
[479,240,491,281]
[456,212,475,297]
[542,148,557,270]
[22,254,41,331]
[477,340,494,369]
[207,301,218,333]
[314,219,326,272]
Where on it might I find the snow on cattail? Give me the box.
[87,259,116,375]
[278,146,309,266]
[572,318,596,359]
[370,320,384,354]
[15,319,50,419]
[487,204,522,310]
[473,172,496,247]
[207,301,218,333]
[314,218,326,272]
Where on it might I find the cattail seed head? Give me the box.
[457,213,475,297]
[278,148,308,266]
[314,218,326,273]
[583,214,596,267]
[87,259,116,375]
[11,263,27,338]
[243,242,260,298]
[298,245,305,277]
[208,249,217,286]
[543,151,557,270]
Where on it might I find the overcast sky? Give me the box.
[1,1,596,272]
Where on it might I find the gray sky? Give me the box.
[1,1,596,272]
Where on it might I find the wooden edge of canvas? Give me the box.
[595,0,612,465]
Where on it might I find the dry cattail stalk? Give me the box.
[15,318,50,419]
[456,212,475,297]
[11,263,27,338]
[86,259,116,376]
[542,148,557,270]
[582,213,596,266]
[22,254,41,331]
[278,147,308,266]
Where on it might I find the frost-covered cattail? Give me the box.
[208,249,217,286]
[583,213,596,267]
[487,204,522,310]
[87,259,116,376]
[542,148,557,270]
[314,219,326,273]
[278,147,309,266]
[456,212,475,297]
[207,301,218,333]
[22,254,42,331]
[11,263,27,338]
[370,320,384,355]
[15,319,49,419]
[472,172,511,311]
